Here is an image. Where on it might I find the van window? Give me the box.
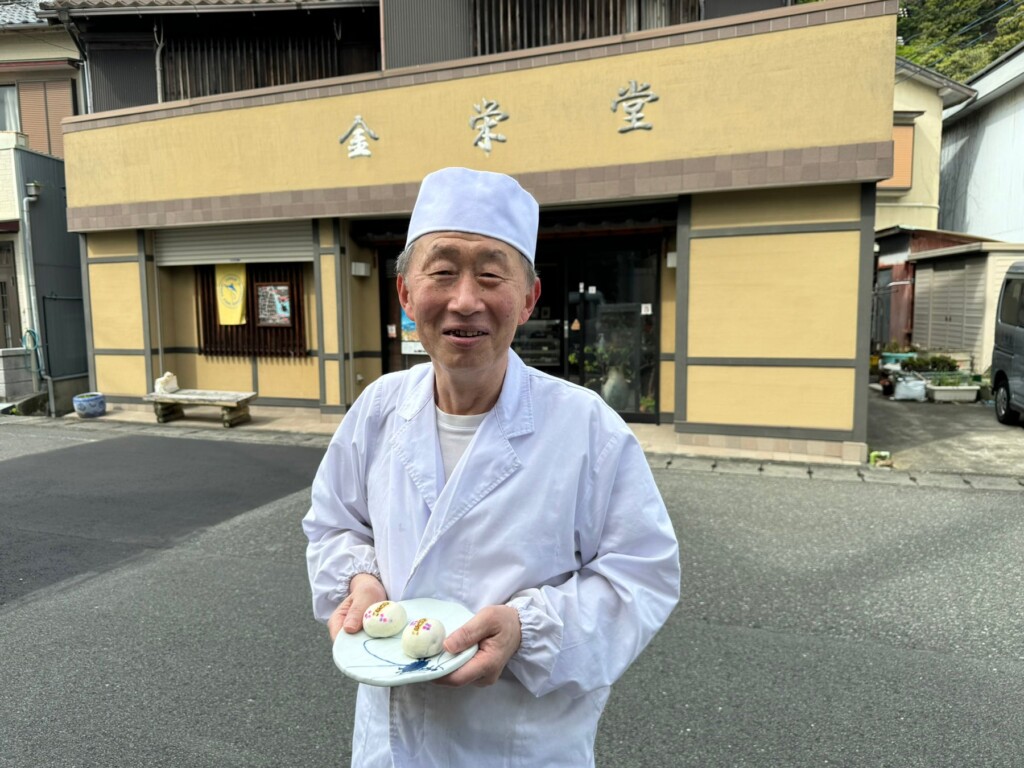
[999,279,1023,327]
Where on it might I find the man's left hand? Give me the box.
[434,605,521,688]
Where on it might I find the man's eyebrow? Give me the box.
[423,243,514,264]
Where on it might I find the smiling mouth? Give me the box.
[445,330,487,338]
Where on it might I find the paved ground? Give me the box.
[866,388,1024,478]
[2,450,1022,766]
[0,434,324,604]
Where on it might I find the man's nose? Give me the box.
[448,274,484,313]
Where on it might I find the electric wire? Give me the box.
[895,0,1024,84]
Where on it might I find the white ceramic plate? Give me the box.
[332,597,479,687]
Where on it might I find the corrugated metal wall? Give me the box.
[89,47,158,113]
[153,222,314,266]
[912,257,988,368]
[703,0,790,20]
[162,34,371,102]
[469,0,699,55]
[383,0,473,69]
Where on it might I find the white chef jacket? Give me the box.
[303,350,680,768]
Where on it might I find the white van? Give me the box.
[992,261,1024,425]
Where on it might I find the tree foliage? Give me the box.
[897,0,1024,81]
[796,0,1024,82]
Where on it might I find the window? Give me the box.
[0,86,19,132]
[878,124,914,191]
[196,263,307,357]
[999,279,1023,327]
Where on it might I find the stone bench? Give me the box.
[142,389,257,428]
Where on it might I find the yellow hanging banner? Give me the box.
[216,264,246,325]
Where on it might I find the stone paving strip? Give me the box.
[649,452,1023,492]
[6,417,1023,492]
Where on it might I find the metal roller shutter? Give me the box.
[153,221,314,266]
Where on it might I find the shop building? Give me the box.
[59,0,898,463]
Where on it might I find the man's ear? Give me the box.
[397,274,415,321]
[519,277,542,324]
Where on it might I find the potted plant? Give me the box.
[879,340,918,367]
[72,391,107,418]
[902,355,980,403]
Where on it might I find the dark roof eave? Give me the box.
[37,0,375,17]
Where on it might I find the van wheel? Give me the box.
[994,381,1021,425]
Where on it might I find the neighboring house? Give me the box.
[0,0,84,413]
[873,226,991,353]
[876,58,974,231]
[940,41,1024,242]
[909,242,1024,375]
[0,0,80,156]
[870,59,973,355]
[47,0,895,465]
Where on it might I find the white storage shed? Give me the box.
[910,243,1024,374]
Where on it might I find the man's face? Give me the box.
[397,232,540,379]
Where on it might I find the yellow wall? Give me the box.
[65,16,895,208]
[303,262,318,351]
[95,355,146,396]
[320,253,339,355]
[88,262,144,349]
[687,366,855,430]
[87,231,138,258]
[157,266,199,348]
[688,231,861,359]
[875,77,943,230]
[324,359,341,406]
[257,356,319,400]
[169,354,252,391]
[660,247,676,414]
[346,235,382,353]
[692,185,861,229]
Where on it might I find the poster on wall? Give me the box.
[400,308,426,355]
[216,264,246,325]
[256,283,292,327]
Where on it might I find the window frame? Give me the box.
[196,262,307,357]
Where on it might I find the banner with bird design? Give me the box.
[215,264,246,325]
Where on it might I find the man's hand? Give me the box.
[434,605,522,688]
[327,573,388,642]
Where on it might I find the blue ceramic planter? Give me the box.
[72,392,107,418]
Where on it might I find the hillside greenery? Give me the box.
[796,0,1024,82]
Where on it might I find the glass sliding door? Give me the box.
[520,235,661,422]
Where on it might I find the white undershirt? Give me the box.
[436,406,487,482]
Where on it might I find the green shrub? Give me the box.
[901,354,959,372]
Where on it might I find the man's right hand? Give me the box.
[327,573,388,641]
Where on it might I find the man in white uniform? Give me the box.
[303,167,680,767]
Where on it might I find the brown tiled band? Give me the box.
[65,141,893,232]
[62,0,898,135]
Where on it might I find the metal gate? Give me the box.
[41,296,87,378]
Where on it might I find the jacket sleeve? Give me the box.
[302,388,381,624]
[504,431,680,699]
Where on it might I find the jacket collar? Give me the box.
[396,349,536,439]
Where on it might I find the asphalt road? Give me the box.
[2,420,1023,767]
[0,432,325,605]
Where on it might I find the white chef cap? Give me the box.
[405,167,539,264]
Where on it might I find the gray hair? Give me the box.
[397,238,538,286]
